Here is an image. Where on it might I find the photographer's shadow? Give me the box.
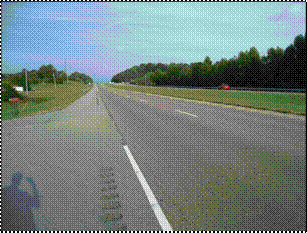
[2,171,40,231]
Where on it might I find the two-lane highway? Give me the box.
[98,84,306,230]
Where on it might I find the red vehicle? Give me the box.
[218,84,230,90]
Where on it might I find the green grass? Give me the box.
[105,83,306,116]
[2,81,93,121]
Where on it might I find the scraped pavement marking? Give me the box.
[123,145,173,231]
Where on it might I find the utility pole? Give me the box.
[53,72,57,89]
[25,69,29,96]
[65,59,68,83]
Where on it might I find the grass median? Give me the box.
[2,81,93,121]
[105,83,306,116]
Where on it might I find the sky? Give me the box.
[1,2,306,83]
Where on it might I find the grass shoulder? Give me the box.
[105,83,306,116]
[2,81,93,121]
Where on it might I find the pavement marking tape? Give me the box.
[175,109,198,118]
[123,145,173,231]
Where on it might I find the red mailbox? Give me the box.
[9,98,21,103]
[9,98,21,116]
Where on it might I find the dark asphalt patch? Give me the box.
[98,166,127,230]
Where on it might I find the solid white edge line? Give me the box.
[123,145,173,231]
[175,109,198,118]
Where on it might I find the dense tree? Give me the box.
[156,63,168,72]
[69,71,92,84]
[190,62,203,87]
[137,72,155,86]
[2,64,93,95]
[10,72,25,87]
[213,58,229,86]
[201,56,213,86]
[110,34,305,89]
[37,64,56,83]
[294,34,306,82]
[281,44,296,87]
[179,64,192,86]
[223,56,240,86]
[166,63,182,85]
[236,50,249,84]
[111,62,170,86]
[266,47,284,87]
[151,69,166,86]
[246,47,263,87]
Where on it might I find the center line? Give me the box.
[176,109,198,118]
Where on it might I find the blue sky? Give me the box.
[2,2,306,83]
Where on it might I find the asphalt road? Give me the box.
[2,83,305,230]
[1,85,162,231]
[98,84,306,230]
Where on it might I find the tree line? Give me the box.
[111,34,306,89]
[2,64,93,91]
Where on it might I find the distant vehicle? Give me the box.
[218,84,230,90]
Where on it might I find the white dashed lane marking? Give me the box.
[175,109,198,118]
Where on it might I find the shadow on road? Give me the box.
[1,171,40,231]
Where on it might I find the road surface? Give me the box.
[97,84,306,230]
[2,83,305,230]
[2,85,163,231]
